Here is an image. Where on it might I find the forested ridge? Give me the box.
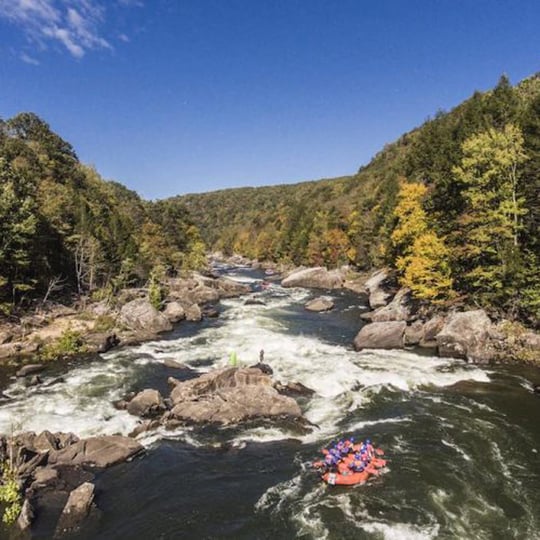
[0,113,206,315]
[178,74,540,326]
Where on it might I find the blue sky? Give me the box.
[0,0,538,199]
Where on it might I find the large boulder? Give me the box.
[127,389,166,418]
[119,298,172,334]
[48,435,143,468]
[371,288,415,322]
[169,385,301,425]
[54,482,95,536]
[420,315,446,348]
[364,269,395,310]
[436,310,494,362]
[305,297,334,312]
[281,267,345,289]
[16,364,45,378]
[184,304,202,322]
[354,321,407,350]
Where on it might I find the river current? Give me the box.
[0,265,539,539]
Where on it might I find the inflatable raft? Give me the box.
[313,440,387,486]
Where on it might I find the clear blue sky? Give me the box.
[0,1,538,199]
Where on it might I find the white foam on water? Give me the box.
[359,521,440,540]
[441,439,472,462]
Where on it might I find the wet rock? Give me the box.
[85,332,119,354]
[436,310,494,363]
[305,297,334,312]
[274,381,314,396]
[371,288,415,322]
[119,298,172,334]
[364,269,395,309]
[16,364,45,378]
[184,304,202,322]
[127,389,166,418]
[128,419,161,438]
[203,306,219,318]
[281,267,345,290]
[54,481,95,537]
[244,298,266,306]
[353,321,407,350]
[163,301,185,323]
[48,435,144,468]
[163,358,190,369]
[26,375,42,387]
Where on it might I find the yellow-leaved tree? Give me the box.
[391,179,454,303]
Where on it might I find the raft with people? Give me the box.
[312,437,387,486]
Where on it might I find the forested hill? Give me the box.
[0,113,206,314]
[176,74,540,326]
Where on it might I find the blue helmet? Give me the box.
[366,438,372,445]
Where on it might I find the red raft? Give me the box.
[314,442,387,486]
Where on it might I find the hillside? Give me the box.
[176,74,540,325]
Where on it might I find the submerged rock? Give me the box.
[305,297,334,312]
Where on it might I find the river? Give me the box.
[0,265,539,539]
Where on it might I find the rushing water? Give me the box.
[1,266,539,539]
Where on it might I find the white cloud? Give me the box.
[0,0,136,59]
[20,51,40,65]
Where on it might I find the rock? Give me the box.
[16,498,34,534]
[54,482,95,536]
[16,364,45,377]
[170,367,272,404]
[163,301,186,323]
[244,298,266,306]
[31,466,59,489]
[249,362,273,375]
[523,332,540,351]
[169,385,301,425]
[119,298,172,334]
[85,332,119,353]
[163,359,190,369]
[34,431,60,453]
[420,315,446,347]
[274,381,315,396]
[127,389,166,418]
[371,288,415,322]
[353,321,407,350]
[48,435,143,468]
[17,451,49,479]
[26,375,42,387]
[534,384,540,395]
[364,269,395,309]
[184,304,202,322]
[128,419,161,438]
[436,310,494,363]
[305,297,334,312]
[404,321,424,346]
[203,306,219,318]
[281,267,345,289]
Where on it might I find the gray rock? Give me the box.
[16,498,34,534]
[16,364,45,378]
[163,358,190,369]
[404,321,425,346]
[119,298,172,334]
[184,304,202,322]
[31,466,59,489]
[85,332,119,353]
[281,267,345,289]
[305,297,334,312]
[364,269,394,309]
[371,288,414,322]
[55,482,95,536]
[436,310,494,362]
[163,301,185,323]
[420,315,446,347]
[48,435,143,468]
[353,321,407,350]
[127,389,166,418]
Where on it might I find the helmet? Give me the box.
[366,438,372,445]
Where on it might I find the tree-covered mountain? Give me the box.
[0,112,205,314]
[177,74,540,326]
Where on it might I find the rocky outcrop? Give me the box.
[127,389,166,418]
[48,435,143,468]
[281,267,345,289]
[420,315,446,348]
[364,269,396,310]
[85,332,120,354]
[54,481,95,536]
[353,321,407,350]
[404,320,424,346]
[166,367,303,426]
[16,363,45,378]
[436,310,494,363]
[305,297,334,312]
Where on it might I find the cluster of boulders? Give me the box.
[352,269,540,364]
[119,365,309,436]
[1,431,143,536]
[0,272,250,368]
